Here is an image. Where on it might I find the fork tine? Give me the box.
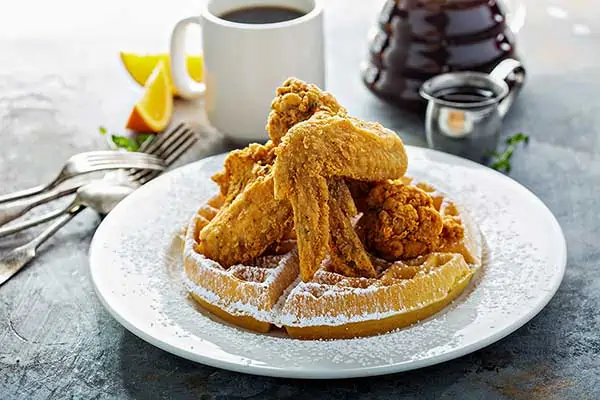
[136,170,161,185]
[127,124,187,177]
[137,130,167,153]
[70,150,161,163]
[132,129,198,184]
[79,150,143,160]
[149,125,191,158]
[163,131,198,166]
[155,128,195,159]
[142,123,186,156]
[85,158,162,171]
[130,128,193,174]
[140,132,198,183]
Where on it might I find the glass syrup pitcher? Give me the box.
[362,0,526,109]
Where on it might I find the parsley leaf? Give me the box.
[111,135,139,152]
[135,133,154,147]
[100,126,156,151]
[490,132,529,173]
[506,132,529,146]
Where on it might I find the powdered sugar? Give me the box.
[90,149,566,378]
[182,171,482,329]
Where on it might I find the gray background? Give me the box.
[1,0,599,398]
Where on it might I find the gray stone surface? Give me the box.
[1,0,599,398]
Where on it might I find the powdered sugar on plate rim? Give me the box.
[89,146,567,379]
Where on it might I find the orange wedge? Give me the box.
[126,61,173,133]
[120,52,203,96]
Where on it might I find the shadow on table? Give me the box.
[116,301,573,400]
[116,328,488,399]
[356,95,427,148]
[115,93,578,399]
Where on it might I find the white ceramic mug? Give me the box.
[170,0,325,143]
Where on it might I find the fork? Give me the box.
[0,123,197,238]
[0,152,166,227]
[0,150,166,205]
[0,124,198,286]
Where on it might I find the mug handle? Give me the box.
[170,17,206,99]
[490,58,526,118]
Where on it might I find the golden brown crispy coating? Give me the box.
[207,194,225,209]
[438,201,465,248]
[441,215,465,247]
[264,219,297,255]
[288,173,330,281]
[196,174,292,267]
[327,178,376,278]
[201,79,344,264]
[266,78,346,145]
[197,79,434,280]
[347,176,414,213]
[192,195,225,241]
[273,114,408,281]
[357,181,444,260]
[211,142,277,205]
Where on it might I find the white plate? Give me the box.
[89,146,566,379]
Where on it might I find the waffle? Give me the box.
[183,182,481,339]
[183,222,299,333]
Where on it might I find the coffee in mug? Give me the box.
[170,0,325,143]
[219,6,305,24]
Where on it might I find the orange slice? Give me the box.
[120,52,203,96]
[126,61,173,133]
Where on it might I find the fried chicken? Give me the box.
[196,79,424,281]
[211,142,277,205]
[266,78,346,145]
[191,194,225,242]
[202,149,285,266]
[214,78,342,204]
[437,200,466,251]
[356,181,444,261]
[199,79,348,266]
[196,173,293,267]
[327,178,376,278]
[273,114,408,281]
[440,215,465,247]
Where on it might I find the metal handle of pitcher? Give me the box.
[490,58,526,118]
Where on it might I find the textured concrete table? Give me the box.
[1,0,599,398]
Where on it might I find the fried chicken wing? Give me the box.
[200,79,348,266]
[273,114,408,281]
[356,181,444,260]
[211,142,276,205]
[196,173,293,267]
[266,78,346,145]
[327,178,376,278]
[197,79,418,280]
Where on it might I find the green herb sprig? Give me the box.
[489,133,529,173]
[99,126,153,152]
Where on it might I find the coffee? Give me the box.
[220,6,305,24]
